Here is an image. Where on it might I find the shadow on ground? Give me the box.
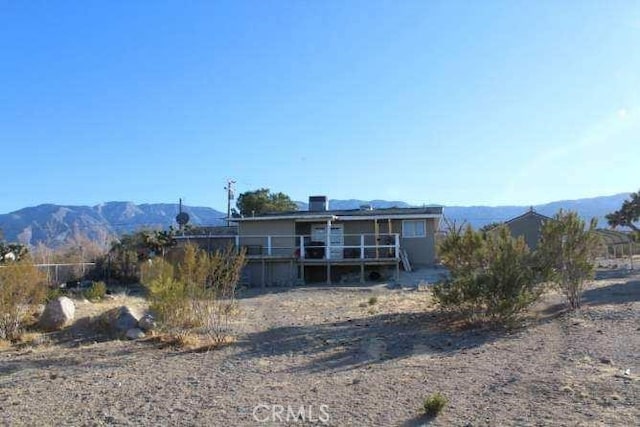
[233,310,512,373]
[595,268,637,280]
[236,283,385,300]
[0,355,84,376]
[582,279,640,306]
[401,414,438,427]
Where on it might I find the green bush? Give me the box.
[433,225,543,324]
[84,281,107,301]
[46,287,64,302]
[368,296,378,306]
[423,392,447,417]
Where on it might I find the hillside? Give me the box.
[0,193,630,247]
[0,202,226,247]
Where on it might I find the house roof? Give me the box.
[504,209,552,225]
[232,206,443,222]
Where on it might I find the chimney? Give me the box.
[309,196,328,212]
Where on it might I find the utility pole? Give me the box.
[225,179,236,227]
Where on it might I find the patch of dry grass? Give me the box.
[14,331,50,347]
[143,330,235,352]
[74,292,149,318]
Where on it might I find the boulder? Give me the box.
[125,328,146,340]
[99,306,140,337]
[39,297,75,331]
[138,314,157,332]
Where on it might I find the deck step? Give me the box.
[400,249,412,272]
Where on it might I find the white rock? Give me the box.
[100,306,140,337]
[125,328,145,340]
[137,314,157,332]
[39,297,75,331]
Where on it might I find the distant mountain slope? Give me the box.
[0,193,631,247]
[297,194,627,229]
[443,193,629,229]
[0,202,226,247]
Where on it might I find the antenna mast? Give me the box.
[225,179,236,227]
[175,197,190,231]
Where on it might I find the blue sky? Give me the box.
[1,1,639,214]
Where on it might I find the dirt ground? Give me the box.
[1,269,639,426]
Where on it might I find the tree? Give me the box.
[537,210,600,310]
[100,228,178,284]
[606,189,640,234]
[236,188,297,216]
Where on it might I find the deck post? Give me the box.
[394,233,400,258]
[267,236,272,256]
[360,234,365,259]
[300,235,305,259]
[235,235,240,252]
[374,219,379,258]
[290,259,294,286]
[326,263,331,285]
[325,219,331,260]
[360,262,365,283]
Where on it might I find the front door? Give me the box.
[311,224,344,259]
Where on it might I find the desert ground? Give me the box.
[1,269,639,426]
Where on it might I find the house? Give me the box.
[232,196,443,287]
[503,208,552,249]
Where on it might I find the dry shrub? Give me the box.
[0,259,46,340]
[141,244,245,342]
[537,210,600,310]
[434,224,543,325]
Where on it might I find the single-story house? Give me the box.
[232,196,443,287]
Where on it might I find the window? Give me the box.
[402,220,426,238]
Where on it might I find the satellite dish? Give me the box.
[176,212,190,226]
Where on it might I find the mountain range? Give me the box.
[0,193,630,248]
[0,202,226,248]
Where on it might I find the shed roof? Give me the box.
[594,229,634,246]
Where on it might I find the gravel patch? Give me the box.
[1,272,639,426]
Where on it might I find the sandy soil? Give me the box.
[1,270,639,426]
